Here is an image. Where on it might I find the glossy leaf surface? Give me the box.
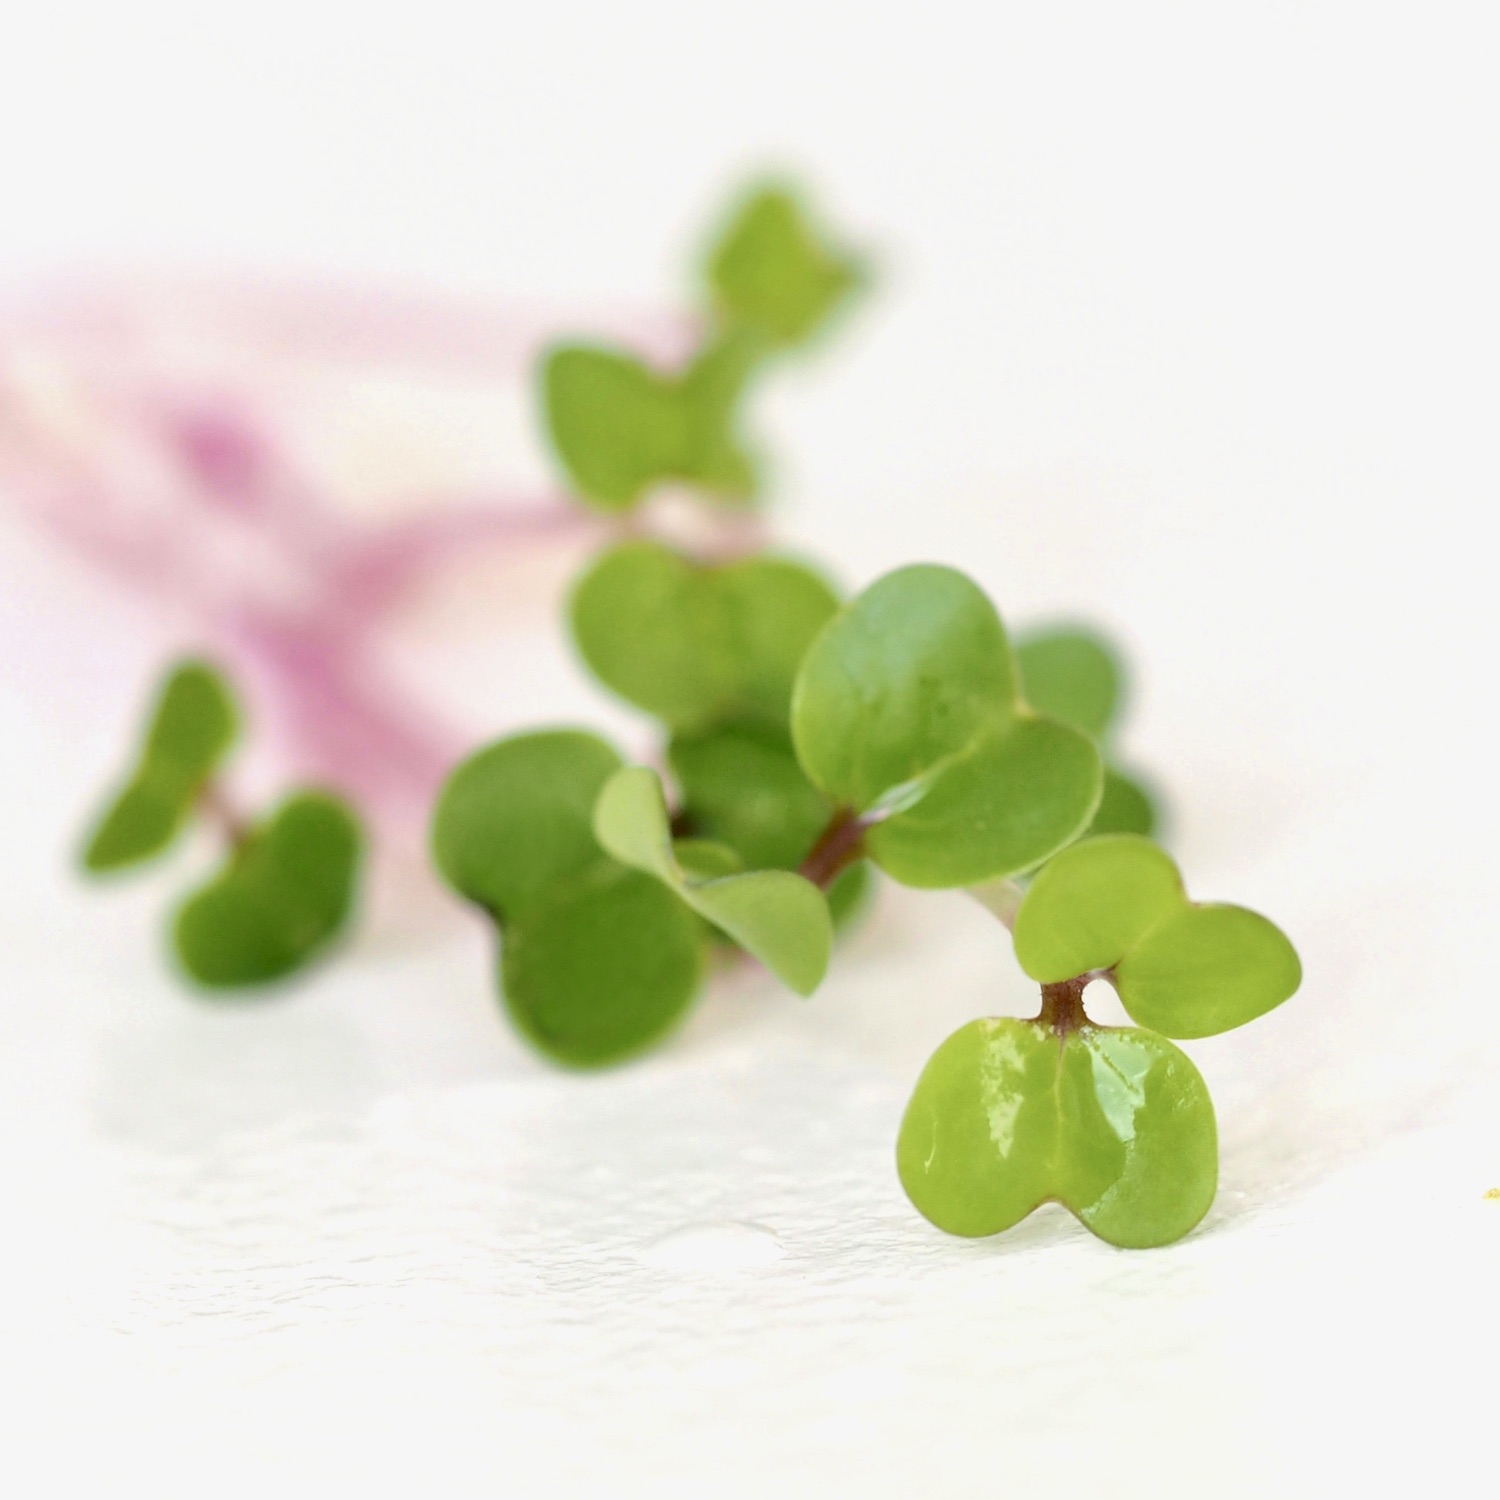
[571,541,839,732]
[83,659,238,872]
[173,791,361,988]
[706,183,863,348]
[791,565,1102,886]
[1013,835,1301,1037]
[431,730,622,921]
[594,767,831,996]
[897,1017,1217,1249]
[500,862,704,1067]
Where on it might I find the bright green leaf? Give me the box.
[792,565,1102,887]
[500,862,704,1067]
[82,659,238,872]
[173,791,362,988]
[1013,835,1183,983]
[897,1016,1217,1248]
[863,716,1103,888]
[570,541,839,732]
[593,766,832,996]
[1115,903,1302,1039]
[1016,627,1122,741]
[431,730,622,921]
[1010,835,1300,1038]
[706,183,864,348]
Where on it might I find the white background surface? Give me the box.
[2,4,1498,1494]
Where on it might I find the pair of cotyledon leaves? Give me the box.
[543,183,864,511]
[437,559,1146,1063]
[81,661,362,988]
[898,834,1301,1247]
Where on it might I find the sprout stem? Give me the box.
[798,806,867,889]
[1036,975,1091,1034]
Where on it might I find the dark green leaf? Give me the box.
[1016,627,1122,741]
[173,791,362,988]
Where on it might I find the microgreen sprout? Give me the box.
[81,659,363,989]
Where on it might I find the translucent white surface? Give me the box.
[2,4,1498,1494]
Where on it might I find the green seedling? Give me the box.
[542,182,864,511]
[898,835,1299,1247]
[81,660,362,989]
[1016,626,1160,836]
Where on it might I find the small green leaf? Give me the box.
[1115,904,1302,1039]
[431,730,622,921]
[570,541,839,732]
[1011,835,1301,1038]
[1087,767,1158,838]
[825,860,873,931]
[1013,835,1183,983]
[593,766,832,996]
[500,862,704,1067]
[706,183,864,348]
[672,838,744,882]
[541,345,690,512]
[173,791,362,988]
[792,565,1102,887]
[82,659,238,872]
[1016,627,1122,741]
[669,722,832,872]
[896,1016,1217,1248]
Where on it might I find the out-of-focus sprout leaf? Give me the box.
[669,722,832,872]
[1016,627,1121,742]
[1013,835,1301,1038]
[1086,767,1158,838]
[570,541,839,732]
[173,791,362,988]
[896,1016,1218,1249]
[82,659,238,872]
[501,862,704,1067]
[540,337,759,512]
[791,565,1102,887]
[431,730,623,921]
[594,767,832,996]
[706,183,865,348]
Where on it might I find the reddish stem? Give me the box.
[798,807,867,890]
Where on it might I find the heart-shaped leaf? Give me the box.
[593,766,832,996]
[83,659,238,872]
[791,565,1102,887]
[500,861,704,1067]
[541,338,759,512]
[431,730,622,921]
[571,541,840,733]
[173,791,362,988]
[1013,835,1301,1037]
[897,1016,1218,1249]
[706,183,865,348]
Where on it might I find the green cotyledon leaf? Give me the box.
[705,182,866,348]
[82,659,238,872]
[430,730,623,921]
[499,860,705,1067]
[1087,766,1158,838]
[791,564,1102,887]
[540,336,759,512]
[1012,835,1301,1038]
[173,791,362,988]
[593,766,831,997]
[896,1016,1218,1249]
[570,540,840,733]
